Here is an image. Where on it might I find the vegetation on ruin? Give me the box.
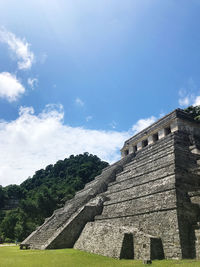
[184,105,200,121]
[0,246,200,267]
[0,153,108,243]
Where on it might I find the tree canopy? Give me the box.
[184,105,200,121]
[0,153,108,242]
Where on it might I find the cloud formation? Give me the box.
[178,88,193,107]
[0,105,129,186]
[132,116,157,134]
[75,97,84,107]
[86,115,93,122]
[178,80,200,107]
[179,97,189,107]
[0,27,34,70]
[27,78,38,89]
[0,103,158,186]
[178,89,200,107]
[110,120,117,129]
[0,72,25,102]
[193,96,200,106]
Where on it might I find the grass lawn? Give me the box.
[1,246,200,267]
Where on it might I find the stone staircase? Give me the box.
[75,133,180,259]
[21,153,135,249]
[75,132,200,259]
[96,133,176,221]
[20,109,200,260]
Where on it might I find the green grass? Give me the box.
[1,246,200,267]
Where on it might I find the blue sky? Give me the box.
[0,0,200,185]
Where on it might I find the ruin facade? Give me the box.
[22,109,200,260]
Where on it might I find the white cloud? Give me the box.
[177,79,200,107]
[0,104,160,186]
[0,105,129,186]
[178,89,200,107]
[27,78,38,89]
[178,88,193,107]
[0,27,34,70]
[110,120,117,129]
[179,96,190,107]
[86,115,93,122]
[75,97,84,107]
[193,96,200,106]
[132,116,157,134]
[0,72,25,102]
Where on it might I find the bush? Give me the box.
[4,237,13,243]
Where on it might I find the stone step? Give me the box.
[116,150,197,186]
[26,213,70,245]
[74,165,122,198]
[104,176,175,205]
[75,154,135,198]
[124,133,193,173]
[96,189,177,220]
[114,154,175,184]
[107,163,175,193]
[22,154,134,249]
[123,148,174,176]
[123,138,174,171]
[29,196,105,249]
[125,142,195,175]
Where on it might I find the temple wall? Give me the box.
[75,133,182,259]
[74,221,165,259]
[76,130,200,259]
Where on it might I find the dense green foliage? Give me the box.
[0,153,108,242]
[0,246,199,267]
[184,105,200,121]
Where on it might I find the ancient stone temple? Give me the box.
[22,109,200,260]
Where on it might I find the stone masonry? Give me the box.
[22,109,200,260]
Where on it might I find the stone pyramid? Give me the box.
[22,109,200,260]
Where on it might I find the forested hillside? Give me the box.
[0,153,108,242]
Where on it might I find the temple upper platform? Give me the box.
[121,109,200,158]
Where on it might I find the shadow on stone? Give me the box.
[120,233,134,259]
[150,238,164,260]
